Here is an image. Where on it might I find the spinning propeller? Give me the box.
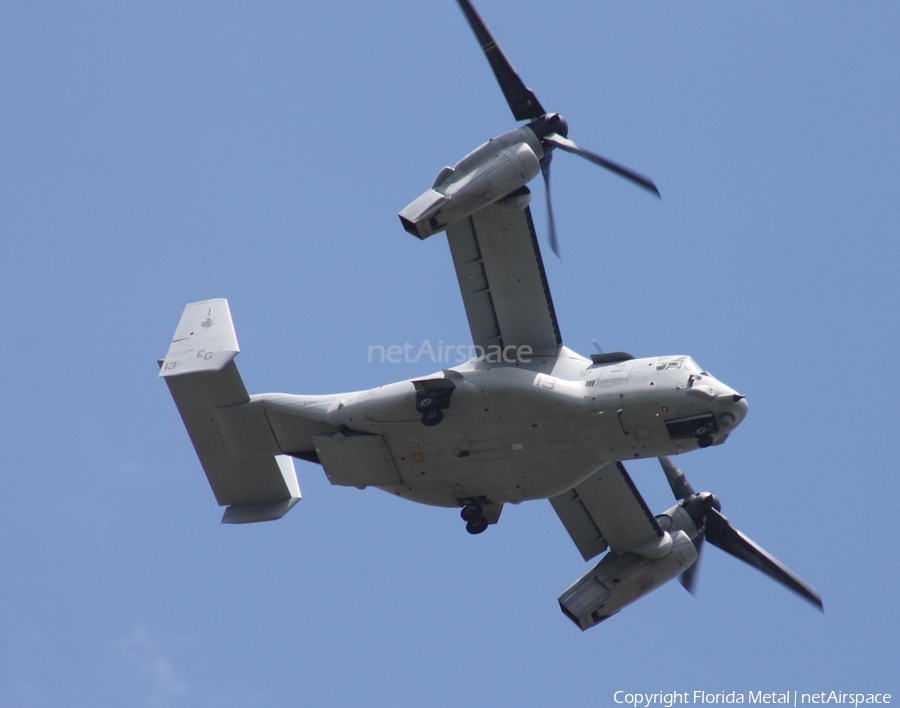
[659,457,823,609]
[457,0,660,257]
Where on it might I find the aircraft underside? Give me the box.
[158,0,822,629]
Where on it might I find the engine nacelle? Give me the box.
[399,126,543,239]
[558,530,698,630]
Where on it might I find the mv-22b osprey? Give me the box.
[159,0,821,629]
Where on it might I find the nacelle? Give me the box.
[558,530,697,630]
[399,126,543,239]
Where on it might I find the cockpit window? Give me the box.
[656,356,686,371]
[683,357,702,373]
[655,356,704,372]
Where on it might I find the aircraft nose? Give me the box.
[718,392,748,429]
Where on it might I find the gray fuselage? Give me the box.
[264,347,748,509]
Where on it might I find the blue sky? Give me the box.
[2,1,898,705]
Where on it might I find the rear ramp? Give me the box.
[160,299,301,523]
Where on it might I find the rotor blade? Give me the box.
[659,456,696,501]
[680,537,704,595]
[456,0,546,121]
[540,153,560,258]
[544,134,661,197]
[704,508,823,610]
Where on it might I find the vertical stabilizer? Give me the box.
[160,300,301,523]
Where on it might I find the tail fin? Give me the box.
[159,299,301,523]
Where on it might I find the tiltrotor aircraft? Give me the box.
[160,0,821,629]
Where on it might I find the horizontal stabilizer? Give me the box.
[161,300,301,522]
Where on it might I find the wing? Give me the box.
[446,202,561,356]
[550,462,666,561]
